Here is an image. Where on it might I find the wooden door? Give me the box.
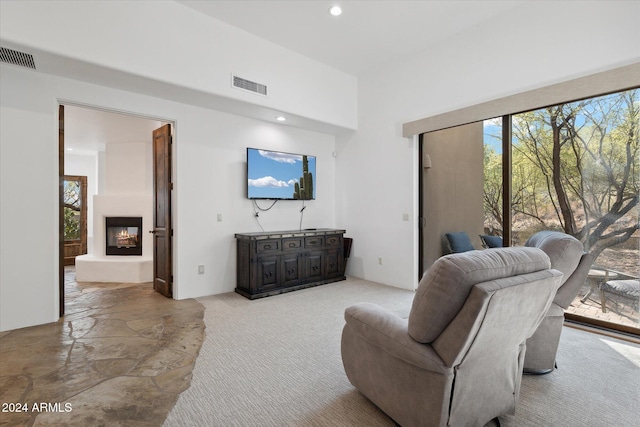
[152,124,173,297]
[62,175,88,265]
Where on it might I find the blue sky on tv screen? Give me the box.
[247,149,316,199]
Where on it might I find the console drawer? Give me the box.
[326,235,341,247]
[256,239,280,253]
[305,236,324,248]
[283,238,303,250]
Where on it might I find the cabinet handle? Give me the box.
[264,272,273,278]
[309,240,317,245]
[289,242,296,248]
[264,244,271,250]
[287,268,295,274]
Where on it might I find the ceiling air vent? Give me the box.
[232,74,267,96]
[0,46,36,70]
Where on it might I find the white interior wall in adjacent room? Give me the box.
[97,151,106,195]
[93,140,154,258]
[105,142,152,194]
[0,65,336,331]
[64,152,98,250]
[336,0,640,291]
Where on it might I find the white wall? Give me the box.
[0,71,59,330]
[65,152,98,248]
[96,141,154,258]
[0,0,357,131]
[0,65,336,331]
[105,142,152,194]
[336,0,640,290]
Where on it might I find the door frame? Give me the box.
[58,101,177,316]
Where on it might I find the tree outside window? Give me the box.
[484,89,639,277]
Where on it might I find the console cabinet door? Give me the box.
[325,234,343,278]
[256,255,280,292]
[306,250,325,282]
[282,253,304,287]
[325,250,342,278]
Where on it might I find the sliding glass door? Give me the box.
[482,88,639,332]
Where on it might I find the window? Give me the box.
[63,179,82,241]
[484,89,639,331]
[413,64,639,334]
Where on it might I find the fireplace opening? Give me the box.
[105,217,143,256]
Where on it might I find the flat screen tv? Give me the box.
[247,148,316,200]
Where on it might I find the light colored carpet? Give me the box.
[164,277,639,426]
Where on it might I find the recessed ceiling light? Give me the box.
[329,5,342,16]
[276,116,286,122]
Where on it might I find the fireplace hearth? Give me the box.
[105,217,143,256]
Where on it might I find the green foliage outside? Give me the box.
[63,180,81,241]
[64,206,80,240]
[483,143,503,235]
[484,89,639,262]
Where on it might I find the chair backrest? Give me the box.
[434,267,562,424]
[408,247,562,425]
[408,247,554,344]
[524,231,592,308]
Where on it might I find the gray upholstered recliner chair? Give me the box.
[341,247,562,427]
[523,231,595,374]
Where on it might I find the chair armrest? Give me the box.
[555,252,594,308]
[344,303,449,374]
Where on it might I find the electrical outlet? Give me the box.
[402,213,409,221]
[378,257,383,265]
[217,213,222,222]
[198,265,205,274]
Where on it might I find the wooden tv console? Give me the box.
[235,228,346,299]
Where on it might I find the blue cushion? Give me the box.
[445,232,474,253]
[480,235,503,248]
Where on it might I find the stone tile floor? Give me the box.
[0,268,204,426]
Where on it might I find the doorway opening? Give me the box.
[58,103,175,316]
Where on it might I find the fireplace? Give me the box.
[105,217,143,256]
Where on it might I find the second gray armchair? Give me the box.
[523,230,594,374]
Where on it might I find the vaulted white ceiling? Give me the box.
[63,1,526,150]
[177,0,524,77]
